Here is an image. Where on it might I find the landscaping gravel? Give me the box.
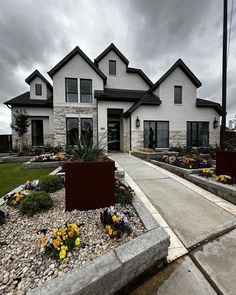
[0,188,145,295]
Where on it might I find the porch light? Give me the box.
[213,117,219,128]
[136,116,140,128]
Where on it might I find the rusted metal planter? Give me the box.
[65,159,115,211]
[216,151,236,178]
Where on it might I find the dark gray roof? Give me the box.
[95,88,154,102]
[196,98,222,115]
[126,67,153,87]
[25,70,53,91]
[48,46,107,83]
[94,43,129,66]
[148,59,202,93]
[4,92,53,108]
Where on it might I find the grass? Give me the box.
[0,162,52,197]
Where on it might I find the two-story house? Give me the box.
[4,43,222,151]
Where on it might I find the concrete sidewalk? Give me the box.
[110,153,236,295]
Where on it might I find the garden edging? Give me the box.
[23,161,66,169]
[27,180,170,295]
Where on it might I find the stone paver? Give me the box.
[111,153,236,249]
[193,229,236,295]
[128,256,217,295]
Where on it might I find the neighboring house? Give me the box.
[4,43,222,151]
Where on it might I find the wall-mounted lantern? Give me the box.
[136,116,140,128]
[213,117,219,129]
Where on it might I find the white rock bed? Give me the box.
[0,188,145,295]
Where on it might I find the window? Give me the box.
[35,84,42,96]
[80,79,92,103]
[32,120,44,146]
[187,122,209,147]
[81,118,93,141]
[65,78,78,102]
[144,121,169,148]
[66,118,78,146]
[174,86,182,104]
[109,60,116,75]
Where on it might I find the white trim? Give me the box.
[66,114,79,118]
[80,114,93,118]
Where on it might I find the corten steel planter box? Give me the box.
[65,159,115,211]
[216,151,236,178]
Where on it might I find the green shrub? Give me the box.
[40,175,63,193]
[19,191,53,216]
[0,216,5,225]
[115,185,134,204]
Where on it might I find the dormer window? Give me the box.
[174,86,182,104]
[35,84,42,96]
[109,60,116,75]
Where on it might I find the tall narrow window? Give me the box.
[109,60,116,75]
[144,121,169,148]
[35,84,42,96]
[66,118,78,146]
[65,78,78,102]
[187,122,209,147]
[80,79,92,103]
[81,118,93,141]
[174,86,182,104]
[31,120,44,146]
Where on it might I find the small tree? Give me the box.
[11,109,30,148]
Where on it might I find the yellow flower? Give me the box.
[52,239,60,249]
[112,215,120,223]
[67,223,78,232]
[41,236,48,248]
[75,237,81,246]
[105,225,113,236]
[105,225,111,231]
[63,235,68,240]
[59,228,66,236]
[59,250,66,259]
[53,228,57,236]
[61,245,68,251]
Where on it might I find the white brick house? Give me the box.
[4,44,222,151]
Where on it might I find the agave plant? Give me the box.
[73,133,107,162]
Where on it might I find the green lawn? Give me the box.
[0,162,52,197]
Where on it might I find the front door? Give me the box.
[32,120,44,146]
[108,121,120,151]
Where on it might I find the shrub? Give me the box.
[40,175,63,193]
[0,210,7,225]
[115,177,134,204]
[19,191,53,216]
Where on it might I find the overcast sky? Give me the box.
[0,0,235,134]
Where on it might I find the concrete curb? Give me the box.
[27,181,170,295]
[23,161,66,169]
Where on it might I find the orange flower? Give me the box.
[68,229,74,238]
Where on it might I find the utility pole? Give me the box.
[220,0,228,149]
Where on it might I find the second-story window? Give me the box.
[109,60,116,75]
[174,86,182,104]
[35,84,42,96]
[80,79,92,103]
[65,78,78,102]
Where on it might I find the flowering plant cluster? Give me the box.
[40,223,81,259]
[100,207,132,238]
[216,175,234,185]
[115,176,134,204]
[4,180,39,206]
[198,168,215,178]
[161,155,211,169]
[30,152,68,162]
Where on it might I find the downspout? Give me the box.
[129,115,132,151]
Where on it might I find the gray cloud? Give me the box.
[0,0,235,134]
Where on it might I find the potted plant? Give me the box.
[65,134,115,211]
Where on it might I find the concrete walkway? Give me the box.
[110,153,236,295]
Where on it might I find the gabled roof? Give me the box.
[25,70,53,91]
[123,93,161,118]
[196,98,222,115]
[48,46,107,83]
[148,59,202,93]
[126,67,153,87]
[94,43,129,66]
[4,92,53,108]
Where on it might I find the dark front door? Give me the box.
[32,120,44,146]
[108,121,120,151]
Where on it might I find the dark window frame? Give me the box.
[35,84,42,96]
[109,60,116,75]
[187,121,209,147]
[65,78,78,102]
[144,120,169,148]
[66,117,79,146]
[80,79,92,103]
[174,85,182,104]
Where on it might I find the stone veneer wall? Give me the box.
[53,106,97,147]
[12,134,54,149]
